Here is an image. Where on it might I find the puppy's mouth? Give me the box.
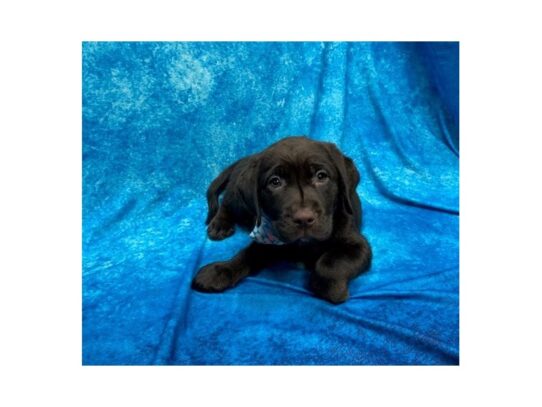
[273,221,332,244]
[296,234,318,245]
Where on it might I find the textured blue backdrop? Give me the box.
[82,42,459,365]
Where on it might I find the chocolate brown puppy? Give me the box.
[192,136,372,303]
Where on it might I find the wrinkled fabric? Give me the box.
[82,42,459,365]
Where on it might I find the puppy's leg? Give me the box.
[310,234,372,304]
[207,205,235,240]
[192,243,274,292]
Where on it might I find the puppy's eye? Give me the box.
[268,176,282,188]
[315,170,329,181]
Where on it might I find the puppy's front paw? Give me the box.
[191,262,236,293]
[207,217,235,241]
[310,274,349,304]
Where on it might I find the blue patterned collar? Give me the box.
[249,216,286,245]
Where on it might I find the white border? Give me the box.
[1,1,541,406]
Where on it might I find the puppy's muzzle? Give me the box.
[291,208,317,229]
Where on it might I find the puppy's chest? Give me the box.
[276,243,326,266]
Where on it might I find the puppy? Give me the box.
[191,136,372,303]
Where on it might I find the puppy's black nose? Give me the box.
[292,208,316,228]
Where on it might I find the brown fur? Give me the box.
[192,136,372,303]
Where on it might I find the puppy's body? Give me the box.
[192,136,372,303]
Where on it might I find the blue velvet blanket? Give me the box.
[83,42,459,365]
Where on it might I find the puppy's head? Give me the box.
[244,137,359,244]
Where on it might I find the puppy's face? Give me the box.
[257,138,344,243]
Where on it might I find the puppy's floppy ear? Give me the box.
[324,143,360,216]
[236,155,262,226]
[205,160,238,225]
